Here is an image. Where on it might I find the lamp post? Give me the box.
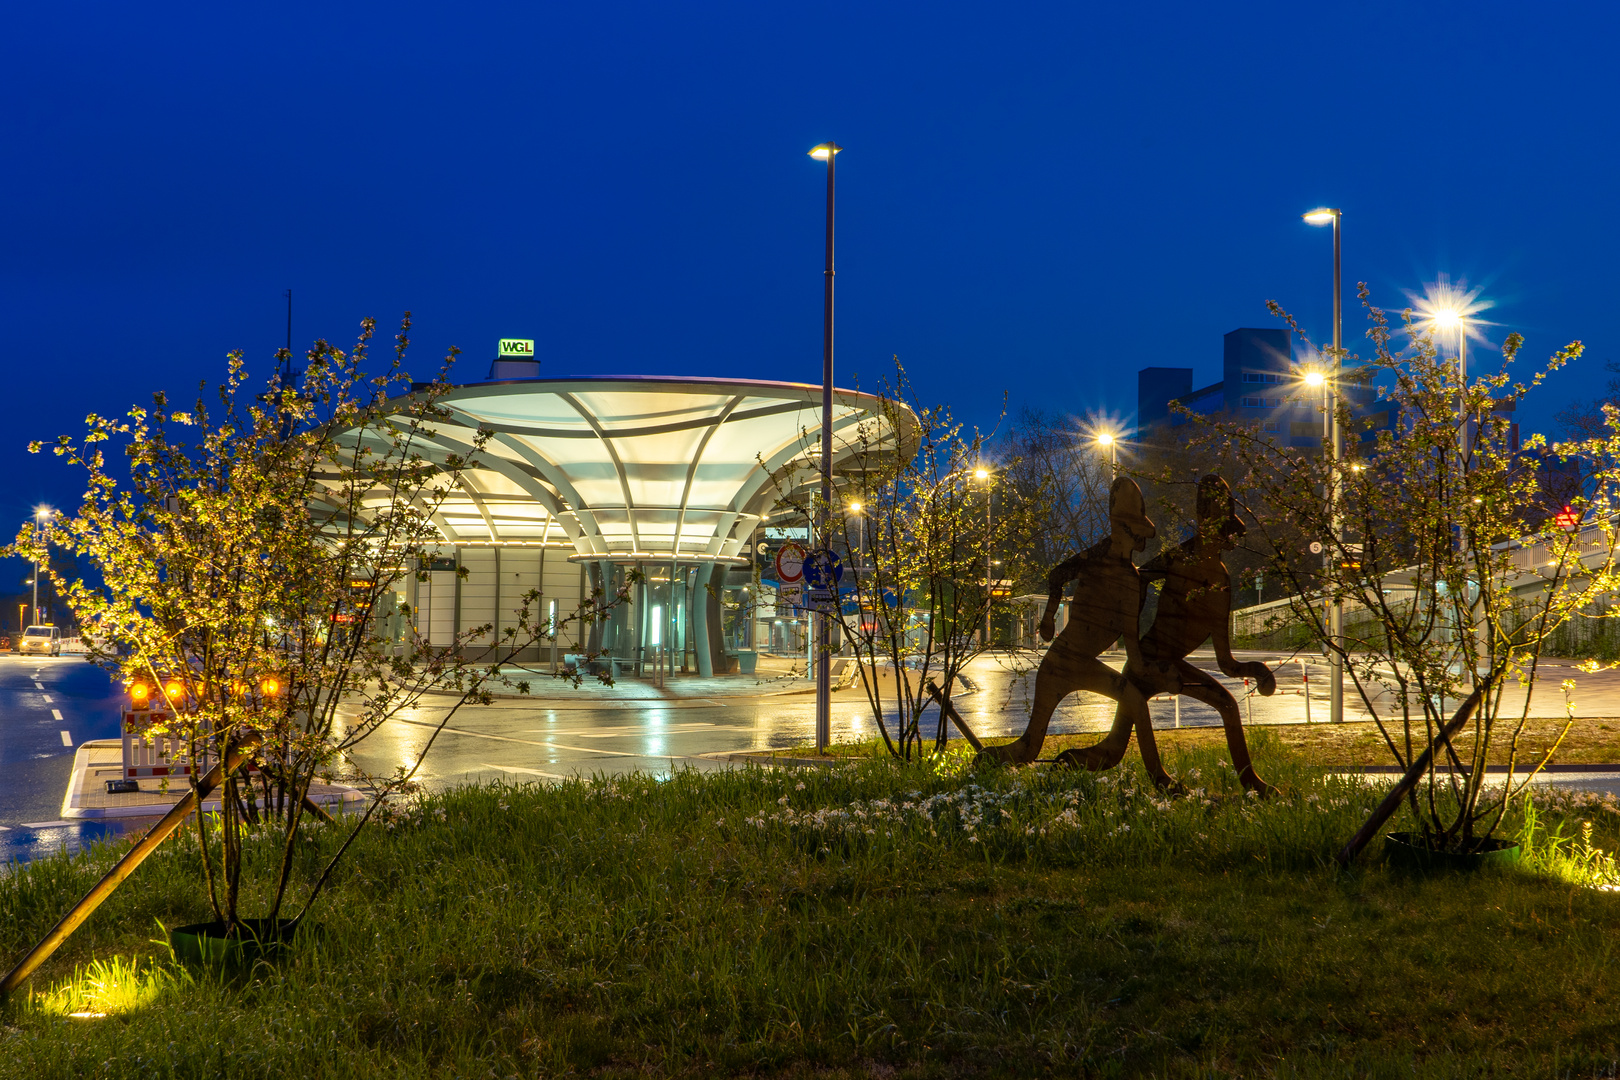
[809,141,841,753]
[1432,308,1467,455]
[1432,305,1473,682]
[975,468,993,648]
[1303,207,1344,725]
[1096,431,1118,477]
[30,507,53,627]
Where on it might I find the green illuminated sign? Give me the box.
[498,339,535,358]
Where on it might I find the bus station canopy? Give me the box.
[366,375,916,563]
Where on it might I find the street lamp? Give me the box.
[30,507,53,628]
[848,501,866,566]
[809,140,842,753]
[974,468,994,648]
[1303,206,1344,725]
[1431,307,1467,443]
[1095,431,1118,477]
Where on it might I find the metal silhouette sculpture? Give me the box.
[1056,475,1277,795]
[980,477,1159,773]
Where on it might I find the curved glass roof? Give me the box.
[357,376,916,563]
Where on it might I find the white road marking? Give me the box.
[41,694,52,702]
[390,716,645,757]
[51,709,63,721]
[60,730,72,746]
[33,682,44,690]
[479,762,574,781]
[522,722,719,738]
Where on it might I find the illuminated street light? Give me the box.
[975,468,996,649]
[1095,431,1118,476]
[1302,370,1326,388]
[1302,206,1344,724]
[807,140,842,753]
[30,506,53,628]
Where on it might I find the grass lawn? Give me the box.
[776,716,1620,767]
[4,733,1620,1078]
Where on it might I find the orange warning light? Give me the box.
[260,676,281,697]
[129,682,151,703]
[164,680,185,701]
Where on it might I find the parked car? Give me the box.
[19,625,62,657]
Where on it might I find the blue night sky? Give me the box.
[3,1,1618,528]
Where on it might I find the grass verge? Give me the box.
[3,733,1620,1077]
[776,716,1620,767]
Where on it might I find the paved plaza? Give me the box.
[7,648,1620,865]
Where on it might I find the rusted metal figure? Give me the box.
[1056,474,1276,794]
[979,477,1159,772]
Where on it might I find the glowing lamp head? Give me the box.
[808,143,842,160]
[260,676,281,697]
[1432,309,1462,331]
[973,468,990,479]
[1303,370,1326,387]
[849,502,862,513]
[1096,433,1115,447]
[1302,208,1338,225]
[129,682,150,704]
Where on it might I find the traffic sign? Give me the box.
[777,582,804,611]
[803,549,843,588]
[774,542,806,583]
[1308,541,1323,555]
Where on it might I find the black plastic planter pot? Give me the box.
[1384,831,1521,871]
[170,918,301,967]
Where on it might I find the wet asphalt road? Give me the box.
[7,650,1620,866]
[0,654,126,866]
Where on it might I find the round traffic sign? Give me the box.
[774,541,806,582]
[803,548,844,588]
[1309,541,1323,555]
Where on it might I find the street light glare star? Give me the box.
[1408,274,1493,347]
[1096,433,1114,446]
[973,468,990,479]
[1303,371,1326,387]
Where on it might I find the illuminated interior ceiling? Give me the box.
[348,376,916,563]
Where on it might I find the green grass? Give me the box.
[4,734,1620,1078]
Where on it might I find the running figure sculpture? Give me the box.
[1057,474,1277,795]
[980,477,1161,774]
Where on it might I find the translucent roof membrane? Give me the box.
[363,376,914,562]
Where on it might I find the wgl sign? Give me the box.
[498,338,535,358]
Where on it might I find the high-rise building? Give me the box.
[1137,327,1389,448]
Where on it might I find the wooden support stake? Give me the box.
[925,679,984,753]
[1335,687,1483,867]
[0,735,262,998]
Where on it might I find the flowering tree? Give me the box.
[768,364,1047,759]
[1199,290,1620,859]
[21,316,622,933]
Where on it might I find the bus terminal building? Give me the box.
[370,373,914,679]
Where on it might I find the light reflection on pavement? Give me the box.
[345,650,1373,791]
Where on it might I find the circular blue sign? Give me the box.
[802,549,844,588]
